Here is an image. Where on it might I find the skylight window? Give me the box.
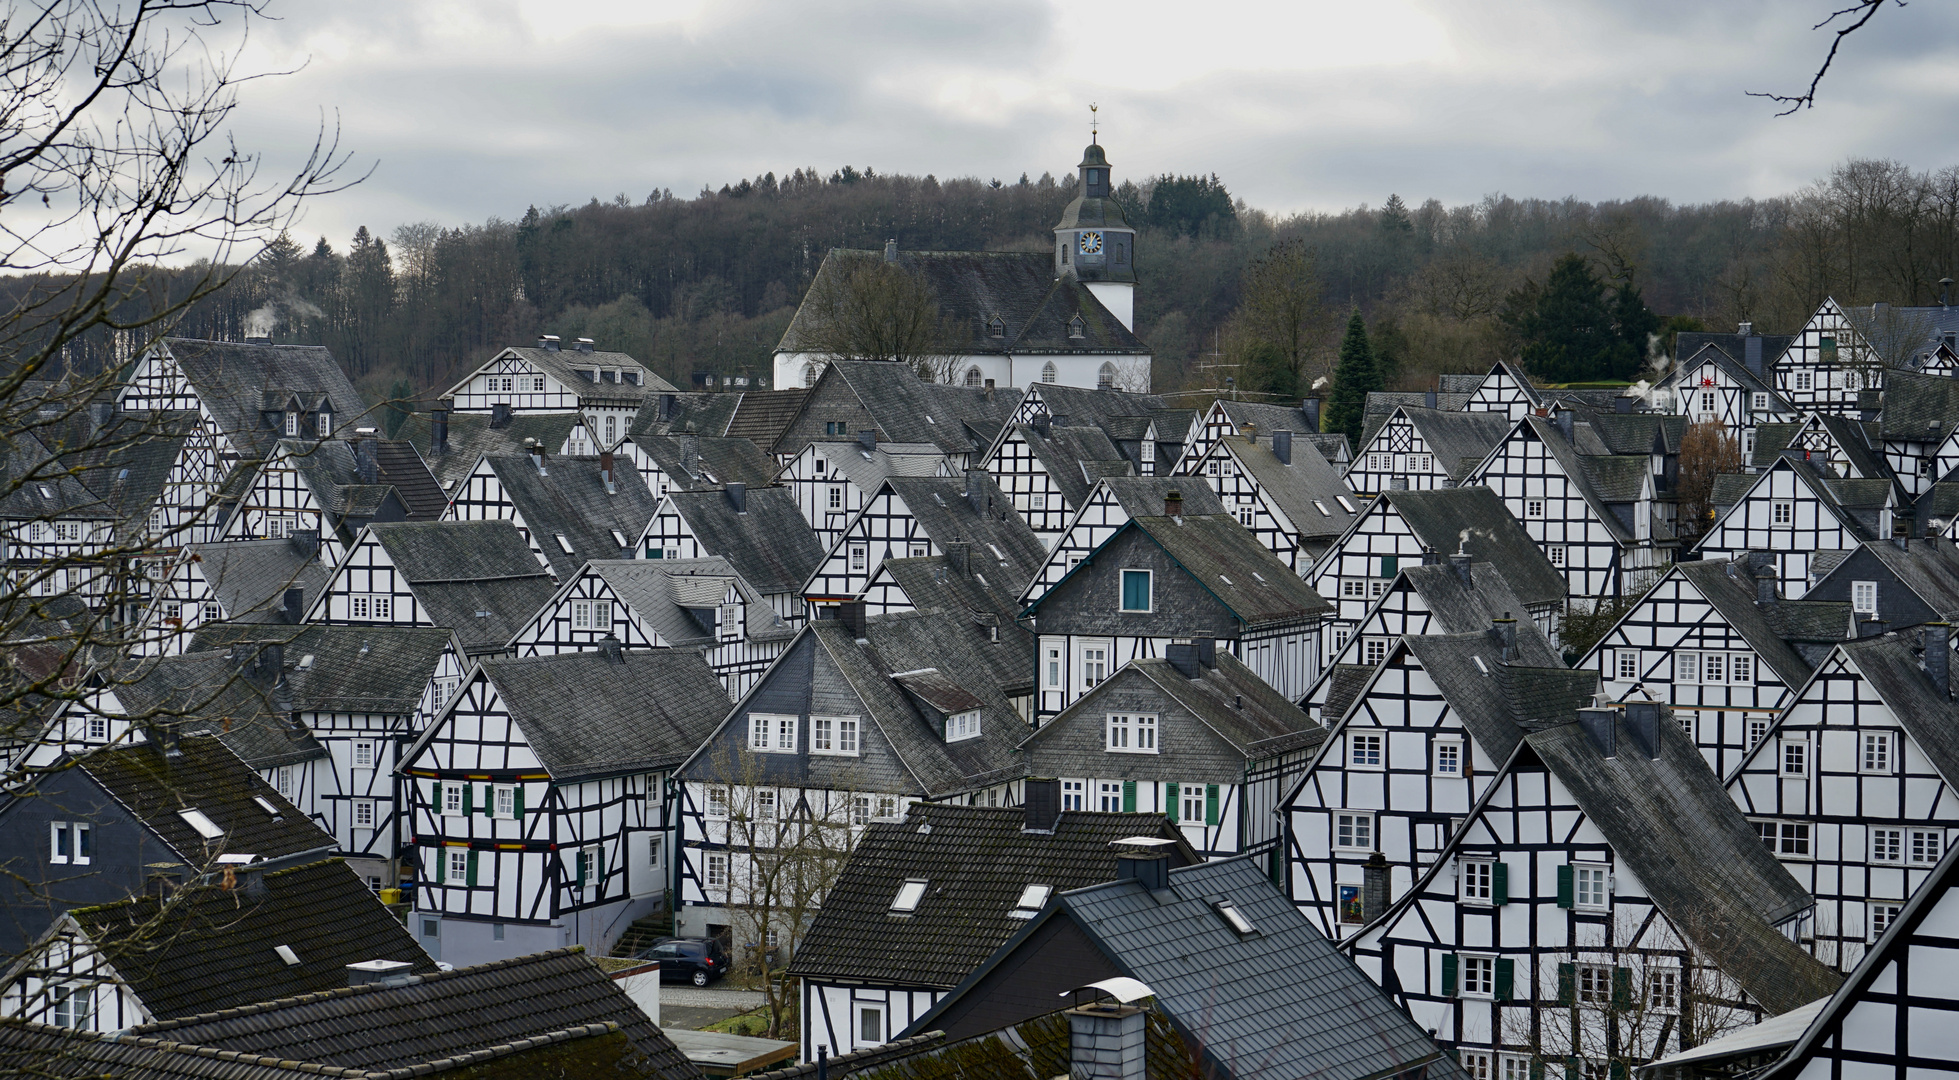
[1218,574,1234,586]
[1336,496,1357,513]
[179,808,223,839]
[1313,500,1331,517]
[1474,656,1491,675]
[274,944,301,966]
[296,654,315,670]
[611,530,628,547]
[1011,883,1052,918]
[891,879,928,913]
[1215,900,1255,935]
[555,533,575,553]
[37,485,51,498]
[252,796,282,817]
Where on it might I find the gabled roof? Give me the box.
[556,558,793,647]
[187,624,455,716]
[467,650,730,779]
[1700,456,1890,551]
[1096,475,1227,518]
[1579,409,1687,456]
[1025,651,1323,759]
[1672,331,1797,371]
[360,521,559,652]
[1511,415,1660,544]
[1008,276,1147,355]
[879,475,1047,587]
[790,361,1023,458]
[1359,392,1473,449]
[1670,559,1851,689]
[155,339,369,458]
[450,344,675,401]
[56,859,435,1021]
[1816,538,1959,620]
[0,1021,334,1080]
[478,453,661,579]
[1523,711,1841,1014]
[1008,423,1131,508]
[395,410,583,490]
[788,803,1195,988]
[182,539,331,624]
[1395,561,1547,639]
[871,554,1033,691]
[1026,514,1332,627]
[1826,632,1959,785]
[1396,629,1590,764]
[64,732,333,864]
[663,486,824,595]
[1214,431,1358,540]
[60,411,200,541]
[127,947,701,1080]
[751,1007,1192,1080]
[631,390,743,437]
[98,652,328,770]
[0,434,113,521]
[629,434,781,490]
[1395,406,1516,481]
[817,439,947,495]
[1371,487,1568,609]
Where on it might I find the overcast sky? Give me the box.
[223,0,1959,246]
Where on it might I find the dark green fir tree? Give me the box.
[1324,309,1379,445]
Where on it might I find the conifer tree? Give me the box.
[1325,309,1379,444]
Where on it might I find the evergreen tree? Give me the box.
[1503,253,1617,383]
[383,378,415,438]
[1610,277,1662,375]
[1378,194,1414,235]
[1240,340,1296,399]
[1324,309,1379,444]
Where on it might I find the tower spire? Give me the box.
[1090,102,1098,145]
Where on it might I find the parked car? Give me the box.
[634,936,729,986]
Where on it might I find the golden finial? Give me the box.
[1090,102,1099,143]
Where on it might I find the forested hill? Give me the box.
[38,158,1959,401]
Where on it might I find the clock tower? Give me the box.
[1054,134,1137,331]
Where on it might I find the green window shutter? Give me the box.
[1493,862,1509,906]
[513,785,525,819]
[1381,555,1398,578]
[1441,953,1458,997]
[1530,1063,1545,1080]
[1610,1063,1628,1080]
[462,784,473,816]
[1557,962,1575,1005]
[1612,966,1633,1009]
[1267,846,1282,886]
[1165,782,1179,823]
[1122,780,1136,813]
[1495,958,1515,1002]
[465,850,478,887]
[648,545,663,559]
[1205,784,1219,826]
[480,784,491,815]
[1564,1059,1580,1079]
[1557,865,1574,908]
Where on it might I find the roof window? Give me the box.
[1336,496,1357,513]
[1218,574,1234,586]
[1215,899,1256,935]
[611,529,628,547]
[555,533,575,553]
[891,879,928,913]
[296,654,315,670]
[274,944,301,966]
[37,485,51,498]
[252,796,283,818]
[1011,883,1052,918]
[1313,500,1331,517]
[179,808,223,839]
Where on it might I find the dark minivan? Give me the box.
[635,936,729,986]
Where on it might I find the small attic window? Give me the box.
[1313,500,1331,517]
[891,879,929,913]
[988,317,1005,338]
[1069,316,1086,340]
[252,796,283,817]
[987,543,1006,563]
[179,808,223,839]
[1215,900,1256,935]
[1336,496,1357,513]
[555,533,575,554]
[1010,883,1052,918]
[296,654,315,670]
[1218,574,1234,586]
[274,944,301,967]
[37,485,51,498]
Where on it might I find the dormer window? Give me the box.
[317,412,331,436]
[988,316,1005,339]
[1068,316,1086,340]
[890,879,928,913]
[284,411,298,436]
[947,710,982,742]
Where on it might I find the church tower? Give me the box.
[1053,121,1137,332]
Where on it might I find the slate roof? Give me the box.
[463,650,730,779]
[188,624,455,716]
[631,391,742,437]
[1392,561,1542,637]
[479,453,661,579]
[751,1008,1193,1080]
[1580,409,1688,456]
[1371,487,1568,609]
[1029,514,1332,627]
[871,555,1034,692]
[1397,630,1592,764]
[1710,472,1757,511]
[877,475,1047,590]
[128,947,700,1080]
[1020,382,1168,436]
[1522,711,1842,1014]
[785,361,1023,459]
[99,652,329,770]
[183,539,331,624]
[1321,664,1376,724]
[0,433,114,522]
[396,410,584,490]
[1672,559,1851,690]
[663,486,825,595]
[1829,631,1959,785]
[0,1021,334,1080]
[1823,539,1959,619]
[1358,391,1472,450]
[630,434,782,490]
[57,859,435,1021]
[61,410,199,542]
[1009,423,1131,508]
[1518,415,1674,546]
[789,803,1195,987]
[156,339,369,458]
[1673,331,1797,371]
[1701,458,1890,551]
[1218,430,1359,540]
[66,732,333,864]
[1026,651,1323,760]
[818,439,947,497]
[456,345,676,402]
[1395,406,1515,481]
[1095,475,1227,518]
[564,559,793,647]
[362,521,559,653]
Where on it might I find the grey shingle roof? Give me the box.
[467,650,730,779]
[1398,630,1590,763]
[789,803,1194,987]
[1373,487,1569,609]
[1673,332,1796,371]
[788,361,1023,459]
[1579,409,1687,456]
[188,624,456,716]
[1358,392,1472,450]
[751,1008,1193,1080]
[1035,514,1331,627]
[1096,475,1226,517]
[868,555,1033,692]
[1672,559,1851,690]
[1830,632,1959,786]
[663,486,825,595]
[60,410,199,542]
[157,339,370,459]
[395,410,583,490]
[1524,711,1842,1014]
[128,947,701,1080]
[479,453,661,579]
[566,559,793,647]
[1219,431,1358,540]
[630,434,782,490]
[1025,651,1322,758]
[880,475,1047,590]
[69,732,334,865]
[99,652,329,770]
[463,345,676,402]
[60,859,436,1021]
[1711,472,1756,511]
[1398,406,1515,480]
[0,1021,331,1080]
[363,521,559,652]
[819,439,946,497]
[1831,539,1959,618]
[183,540,331,625]
[1012,424,1130,508]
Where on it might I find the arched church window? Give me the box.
[965,367,983,388]
[1098,362,1116,389]
[803,363,819,388]
[1041,362,1057,384]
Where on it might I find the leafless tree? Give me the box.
[1231,238,1333,389]
[1749,1,1900,116]
[1676,421,1744,544]
[790,254,962,381]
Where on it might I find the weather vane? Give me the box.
[1090,102,1098,142]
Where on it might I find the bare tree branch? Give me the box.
[1749,1,1900,116]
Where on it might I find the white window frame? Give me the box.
[1910,829,1944,865]
[1105,712,1159,754]
[1615,650,1639,682]
[1524,499,1545,519]
[446,847,469,885]
[1119,569,1153,613]
[946,709,982,742]
[1752,392,1769,411]
[1781,736,1809,777]
[1460,954,1496,999]
[352,740,375,769]
[748,712,798,754]
[1648,965,1681,1013]
[706,785,729,819]
[1348,731,1385,770]
[1572,862,1610,910]
[1459,858,1494,904]
[1334,811,1374,850]
[1433,738,1463,777]
[1772,500,1794,526]
[1852,580,1877,614]
[442,781,465,817]
[493,784,516,820]
[849,545,867,572]
[811,714,861,757]
[854,1002,886,1048]
[1870,901,1904,941]
[1075,639,1111,692]
[1861,731,1895,775]
[1062,780,1085,811]
[353,800,376,829]
[704,851,729,890]
[1870,827,1904,864]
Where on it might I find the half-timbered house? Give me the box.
[670,609,1029,941]
[1773,299,1882,415]
[1462,361,1541,420]
[436,337,674,454]
[1305,486,1566,665]
[1345,406,1513,497]
[1659,333,1797,450]
[0,444,117,607]
[1345,704,1841,1071]
[981,417,1133,541]
[1181,426,1360,574]
[1873,368,1959,496]
[397,408,583,492]
[401,647,728,967]
[616,431,781,503]
[804,471,1045,610]
[135,535,328,655]
[786,798,1194,1061]
[1004,381,1188,470]
[1184,397,1342,470]
[1807,536,1959,631]
[307,520,559,658]
[1020,503,1333,719]
[1022,644,1323,860]
[1696,455,1895,598]
[442,448,659,580]
[770,360,1021,467]
[1751,412,1892,486]
[1017,477,1226,611]
[1585,555,1853,778]
[1726,627,1959,973]
[506,557,794,697]
[779,435,947,552]
[638,484,825,624]
[861,550,1037,718]
[218,435,445,563]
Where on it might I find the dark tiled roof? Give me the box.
[1096,475,1226,517]
[184,540,331,624]
[129,947,701,1080]
[569,559,793,648]
[868,556,1033,691]
[371,441,448,519]
[0,1020,328,1080]
[1829,539,1959,618]
[1027,652,1323,759]
[820,440,946,495]
[1400,407,1514,480]
[1376,487,1568,609]
[1114,515,1334,626]
[753,1009,1194,1080]
[1012,424,1130,508]
[881,476,1048,590]
[1008,276,1147,355]
[1220,431,1358,540]
[62,411,199,541]
[1580,453,1653,503]
[725,389,811,446]
[364,521,558,652]
[473,345,676,400]
[480,454,660,579]
[791,361,1022,459]
[470,650,730,779]
[189,624,455,716]
[1711,472,1756,510]
[632,391,742,437]
[1673,332,1796,370]
[789,804,1194,987]
[1674,560,1850,689]
[1399,630,1590,764]
[1526,712,1842,1013]
[158,339,369,459]
[1358,392,1471,450]
[1321,664,1375,723]
[101,653,328,770]
[72,733,333,864]
[664,486,824,595]
[630,434,782,490]
[1580,409,1687,455]
[62,860,436,1021]
[396,410,583,490]
[1833,632,1959,785]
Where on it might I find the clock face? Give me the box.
[1078,231,1103,255]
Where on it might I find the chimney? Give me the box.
[1195,638,1215,669]
[1553,407,1574,441]
[943,540,970,577]
[884,238,898,264]
[599,450,616,494]
[1860,617,1888,638]
[1031,413,1051,436]
[1424,390,1437,409]
[346,960,415,987]
[490,402,512,429]
[1490,613,1516,662]
[282,587,304,625]
[355,431,378,484]
[1925,623,1951,699]
[1023,778,1062,832]
[538,335,561,352]
[1271,429,1293,465]
[1421,547,1441,566]
[1362,852,1389,923]
[1390,477,1409,490]
[965,468,987,515]
[288,529,319,558]
[1164,490,1183,519]
[837,599,867,638]
[575,338,595,353]
[1625,701,1662,759]
[1745,334,1764,377]
[1067,998,1146,1080]
[678,432,700,478]
[858,430,876,453]
[1116,851,1170,891]
[245,335,273,346]
[431,409,448,455]
[725,482,747,513]
[1166,643,1200,679]
[1738,320,1753,336]
[600,634,625,665]
[1755,562,1778,606]
[1578,707,1617,756]
[1450,551,1473,588]
[1615,395,1634,414]
[1301,398,1322,433]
